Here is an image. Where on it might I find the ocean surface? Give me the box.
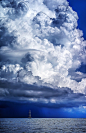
[0,118,86,133]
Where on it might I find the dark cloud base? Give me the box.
[0,80,86,109]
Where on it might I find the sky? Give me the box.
[0,0,86,118]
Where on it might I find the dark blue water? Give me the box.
[0,118,86,133]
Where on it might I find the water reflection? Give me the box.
[0,118,86,133]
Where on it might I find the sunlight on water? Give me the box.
[0,118,86,133]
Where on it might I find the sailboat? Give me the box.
[28,110,31,118]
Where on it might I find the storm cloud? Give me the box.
[0,0,86,108]
[0,79,86,108]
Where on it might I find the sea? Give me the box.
[0,118,86,133]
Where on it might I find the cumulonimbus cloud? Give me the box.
[0,0,86,107]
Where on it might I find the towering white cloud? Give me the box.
[0,0,86,105]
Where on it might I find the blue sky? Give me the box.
[0,0,86,118]
[68,0,86,40]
